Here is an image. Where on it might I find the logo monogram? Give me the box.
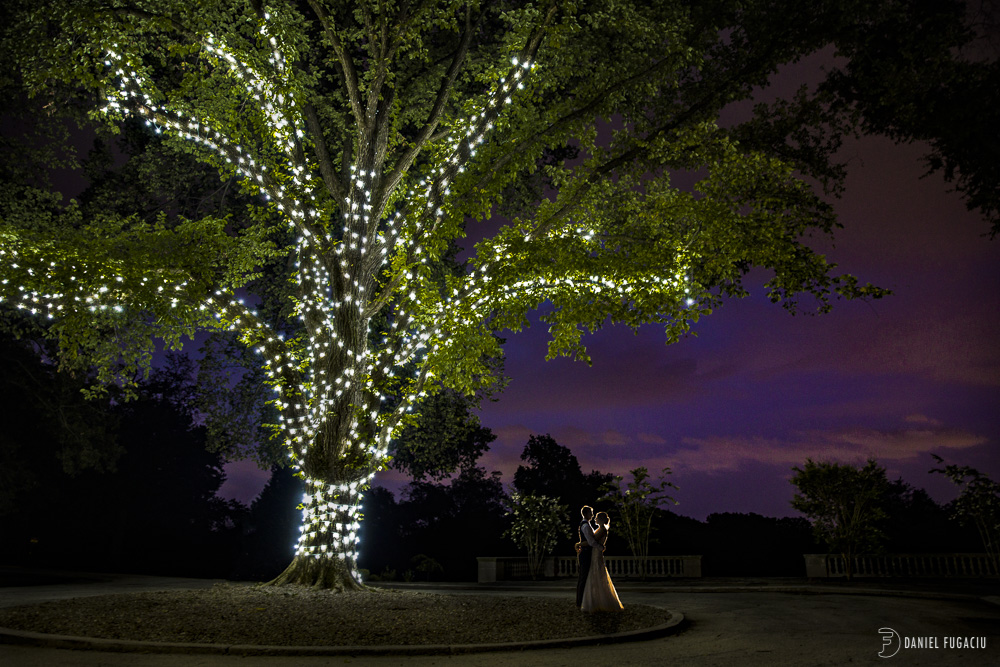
[878,627,901,658]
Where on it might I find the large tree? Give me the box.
[599,466,677,579]
[790,458,890,580]
[5,0,985,590]
[931,455,1000,571]
[513,433,611,517]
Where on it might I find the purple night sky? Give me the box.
[467,134,1000,520]
[220,131,1000,520]
[219,53,1000,520]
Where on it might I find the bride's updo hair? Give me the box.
[595,512,609,526]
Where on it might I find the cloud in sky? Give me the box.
[481,415,988,480]
[664,425,987,474]
[473,416,991,520]
[904,414,943,426]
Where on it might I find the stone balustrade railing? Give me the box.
[477,555,702,583]
[804,553,999,578]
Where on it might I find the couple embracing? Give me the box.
[575,505,624,612]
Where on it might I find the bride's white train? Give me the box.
[580,510,624,613]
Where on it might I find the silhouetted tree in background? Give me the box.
[0,350,245,576]
[649,510,709,557]
[357,466,513,582]
[98,359,245,576]
[354,391,513,581]
[600,467,678,579]
[389,389,497,482]
[513,434,613,552]
[232,465,303,581]
[931,455,1000,570]
[882,478,975,554]
[0,313,120,524]
[3,326,988,582]
[222,449,1000,582]
[790,458,890,579]
[355,486,405,580]
[702,513,818,577]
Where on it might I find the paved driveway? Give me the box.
[1,573,997,666]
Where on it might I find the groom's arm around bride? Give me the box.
[575,505,601,609]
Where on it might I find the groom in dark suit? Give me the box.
[576,505,600,608]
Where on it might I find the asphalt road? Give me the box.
[1,572,997,666]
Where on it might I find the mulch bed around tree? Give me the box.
[0,583,673,646]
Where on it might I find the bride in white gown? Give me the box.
[581,512,624,612]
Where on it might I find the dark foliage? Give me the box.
[883,479,978,553]
[0,347,245,577]
[648,509,709,557]
[513,434,613,539]
[701,512,819,577]
[513,434,614,555]
[356,485,405,579]
[389,389,496,482]
[823,0,1000,235]
[359,466,516,581]
[1,326,983,580]
[883,478,979,553]
[0,311,120,518]
[231,465,303,581]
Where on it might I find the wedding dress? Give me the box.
[581,527,624,612]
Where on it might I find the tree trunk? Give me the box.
[528,532,542,580]
[268,553,366,590]
[266,477,368,590]
[843,548,854,581]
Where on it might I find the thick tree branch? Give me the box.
[465,50,687,200]
[359,1,379,59]
[530,64,769,238]
[532,115,711,238]
[519,2,559,64]
[361,262,406,319]
[364,3,559,320]
[302,102,345,202]
[357,3,392,138]
[379,5,477,206]
[305,0,365,129]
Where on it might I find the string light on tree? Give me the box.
[0,0,874,591]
